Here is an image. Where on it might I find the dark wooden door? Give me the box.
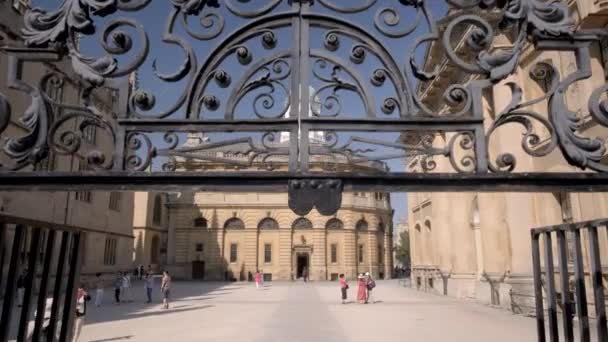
[192,261,205,280]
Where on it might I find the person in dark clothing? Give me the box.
[114,272,122,304]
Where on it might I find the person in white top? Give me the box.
[121,272,132,302]
[73,284,91,342]
[94,273,104,307]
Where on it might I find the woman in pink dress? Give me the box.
[255,270,262,289]
[357,273,367,304]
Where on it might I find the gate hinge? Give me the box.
[288,179,342,216]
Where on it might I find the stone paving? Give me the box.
[78,279,538,342]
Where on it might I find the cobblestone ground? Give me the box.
[78,279,538,342]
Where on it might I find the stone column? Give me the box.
[486,68,537,312]
[344,228,357,279]
[444,192,478,298]
[312,227,327,280]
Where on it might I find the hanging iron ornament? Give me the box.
[0,0,607,212]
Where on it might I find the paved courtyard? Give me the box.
[78,279,538,342]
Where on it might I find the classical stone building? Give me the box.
[132,192,169,273]
[0,0,134,287]
[161,190,392,281]
[407,0,608,314]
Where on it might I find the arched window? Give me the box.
[292,217,313,230]
[425,220,431,232]
[415,224,421,232]
[326,218,344,230]
[378,220,385,232]
[152,195,162,225]
[194,216,208,228]
[258,217,279,230]
[224,217,245,229]
[356,219,368,231]
[150,235,160,264]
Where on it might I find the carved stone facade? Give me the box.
[0,1,134,287]
[407,0,608,314]
[160,191,393,281]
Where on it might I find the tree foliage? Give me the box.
[395,230,410,266]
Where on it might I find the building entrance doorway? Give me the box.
[296,254,309,279]
[192,261,205,280]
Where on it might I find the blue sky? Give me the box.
[32,0,450,224]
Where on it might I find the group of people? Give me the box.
[102,270,171,308]
[339,272,376,304]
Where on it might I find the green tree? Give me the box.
[394,231,410,266]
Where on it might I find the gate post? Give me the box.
[531,230,546,342]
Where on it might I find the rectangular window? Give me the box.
[195,243,204,252]
[104,238,117,265]
[83,124,96,144]
[330,244,337,264]
[264,243,272,263]
[378,245,383,264]
[109,192,121,211]
[230,243,237,263]
[75,160,92,202]
[358,244,364,264]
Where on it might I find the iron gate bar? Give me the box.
[0,225,24,341]
[556,229,574,341]
[47,231,69,342]
[116,117,484,130]
[0,172,607,192]
[532,219,608,342]
[573,228,591,342]
[17,227,41,341]
[543,232,559,342]
[0,223,5,297]
[532,232,546,341]
[587,225,608,341]
[32,228,56,342]
[59,232,82,342]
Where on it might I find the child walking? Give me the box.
[339,274,348,304]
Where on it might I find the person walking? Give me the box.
[254,270,262,289]
[161,270,172,309]
[339,274,349,304]
[139,264,144,280]
[144,273,154,303]
[16,269,26,307]
[357,273,367,304]
[114,272,122,304]
[72,284,91,342]
[302,267,308,283]
[94,273,104,307]
[121,271,132,302]
[366,272,376,304]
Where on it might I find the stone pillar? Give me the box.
[279,227,292,280]
[344,229,357,279]
[486,69,537,312]
[444,193,478,299]
[312,227,327,280]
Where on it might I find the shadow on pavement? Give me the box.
[85,281,232,325]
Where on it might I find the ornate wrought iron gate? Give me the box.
[532,219,608,342]
[1,0,608,340]
[0,0,606,201]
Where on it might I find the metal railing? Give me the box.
[0,223,83,342]
[532,218,608,342]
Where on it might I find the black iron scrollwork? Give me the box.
[288,179,343,216]
[0,0,605,177]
